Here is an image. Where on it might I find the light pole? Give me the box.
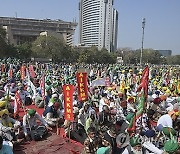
[140,18,146,66]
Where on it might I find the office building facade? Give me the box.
[0,17,77,46]
[79,0,118,52]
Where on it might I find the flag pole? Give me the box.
[56,123,59,135]
[68,125,71,142]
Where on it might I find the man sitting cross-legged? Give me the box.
[23,109,52,141]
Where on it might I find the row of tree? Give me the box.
[0,27,116,64]
[116,48,180,65]
[0,27,179,64]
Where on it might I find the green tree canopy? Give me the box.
[166,55,180,65]
[77,46,116,64]
[0,27,9,57]
[122,48,162,64]
[16,42,32,59]
[31,35,67,62]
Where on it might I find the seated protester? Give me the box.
[116,100,128,121]
[34,90,44,108]
[103,124,117,154]
[109,96,116,111]
[85,110,98,133]
[48,93,61,107]
[120,100,128,117]
[96,147,110,154]
[163,137,180,154]
[136,112,151,134]
[78,101,94,129]
[23,109,52,141]
[0,109,22,142]
[129,135,162,154]
[115,120,129,134]
[3,83,11,96]
[26,83,36,105]
[82,127,111,154]
[73,94,79,107]
[18,85,32,105]
[0,136,13,154]
[157,109,179,131]
[99,93,109,113]
[115,93,124,108]
[116,133,131,154]
[0,97,14,116]
[142,131,164,154]
[91,88,101,108]
[48,93,64,116]
[64,107,86,144]
[0,87,5,99]
[42,102,63,127]
[0,101,7,111]
[99,105,112,132]
[9,83,17,96]
[127,96,136,113]
[130,136,143,154]
[44,86,52,108]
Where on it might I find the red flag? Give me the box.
[63,85,74,121]
[20,66,25,80]
[136,66,149,98]
[76,72,88,102]
[105,77,110,87]
[29,65,36,78]
[1,64,5,73]
[14,91,22,118]
[9,69,13,78]
[165,72,170,85]
[40,74,45,100]
[133,74,137,84]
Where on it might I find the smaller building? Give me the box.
[156,50,172,57]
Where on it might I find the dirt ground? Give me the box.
[14,132,83,154]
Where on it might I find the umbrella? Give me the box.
[91,78,105,87]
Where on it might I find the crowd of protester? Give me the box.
[0,58,179,154]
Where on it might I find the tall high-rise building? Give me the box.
[79,0,118,52]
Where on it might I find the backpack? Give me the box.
[30,125,48,141]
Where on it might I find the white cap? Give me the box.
[52,94,58,98]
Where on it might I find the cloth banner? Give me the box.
[63,85,74,121]
[29,65,36,78]
[40,74,45,100]
[20,66,25,80]
[76,72,88,102]
[14,91,22,118]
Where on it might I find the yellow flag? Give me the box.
[120,80,125,94]
[177,82,180,93]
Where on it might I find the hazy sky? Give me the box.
[0,0,180,55]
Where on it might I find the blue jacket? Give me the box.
[43,106,58,118]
